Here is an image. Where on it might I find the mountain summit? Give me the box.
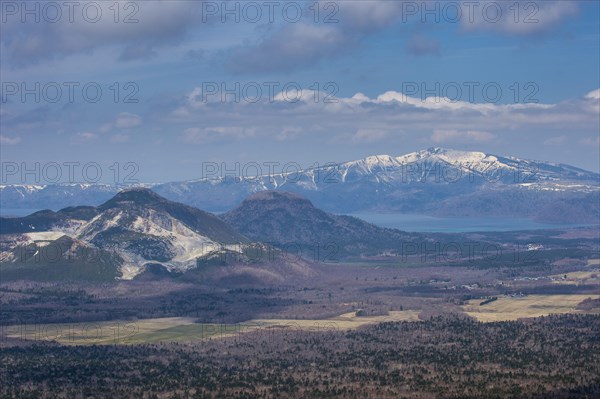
[221,190,419,258]
[198,148,599,221]
[94,187,245,245]
[99,187,166,208]
[0,189,251,280]
[1,149,598,223]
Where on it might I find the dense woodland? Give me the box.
[1,314,598,399]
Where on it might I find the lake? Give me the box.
[344,212,593,233]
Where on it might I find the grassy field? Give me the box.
[250,310,421,330]
[2,310,422,346]
[5,291,597,345]
[463,294,599,322]
[548,270,600,285]
[2,317,197,345]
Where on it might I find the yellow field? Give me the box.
[548,270,599,285]
[463,294,599,322]
[587,258,600,266]
[250,310,421,331]
[2,310,422,346]
[7,293,596,345]
[2,317,198,345]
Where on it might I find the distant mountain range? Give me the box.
[2,148,598,223]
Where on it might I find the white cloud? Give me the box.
[460,1,579,36]
[585,89,600,100]
[115,112,142,129]
[181,126,256,144]
[327,0,405,32]
[89,113,141,135]
[73,131,98,143]
[98,122,114,134]
[1,1,201,66]
[351,129,389,143]
[431,130,496,144]
[170,87,598,149]
[0,135,21,145]
[221,0,581,73]
[275,127,303,142]
[227,23,348,73]
[371,91,554,113]
[580,136,600,146]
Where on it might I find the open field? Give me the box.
[2,310,422,345]
[2,317,196,345]
[548,270,600,285]
[251,309,421,330]
[463,294,599,322]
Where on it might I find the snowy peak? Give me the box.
[396,147,493,167]
[355,154,399,167]
[336,148,501,176]
[1,189,251,279]
[383,147,597,183]
[0,149,598,222]
[93,189,247,244]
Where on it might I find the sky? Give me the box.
[1,0,599,184]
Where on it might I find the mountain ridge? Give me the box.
[2,148,598,223]
[0,189,262,281]
[221,190,455,260]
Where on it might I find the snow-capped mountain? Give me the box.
[2,148,598,223]
[0,189,258,280]
[153,148,599,222]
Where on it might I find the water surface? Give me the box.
[345,212,592,233]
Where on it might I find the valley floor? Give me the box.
[1,242,598,398]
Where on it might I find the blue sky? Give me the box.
[1,0,599,183]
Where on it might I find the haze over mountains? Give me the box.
[2,148,598,223]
